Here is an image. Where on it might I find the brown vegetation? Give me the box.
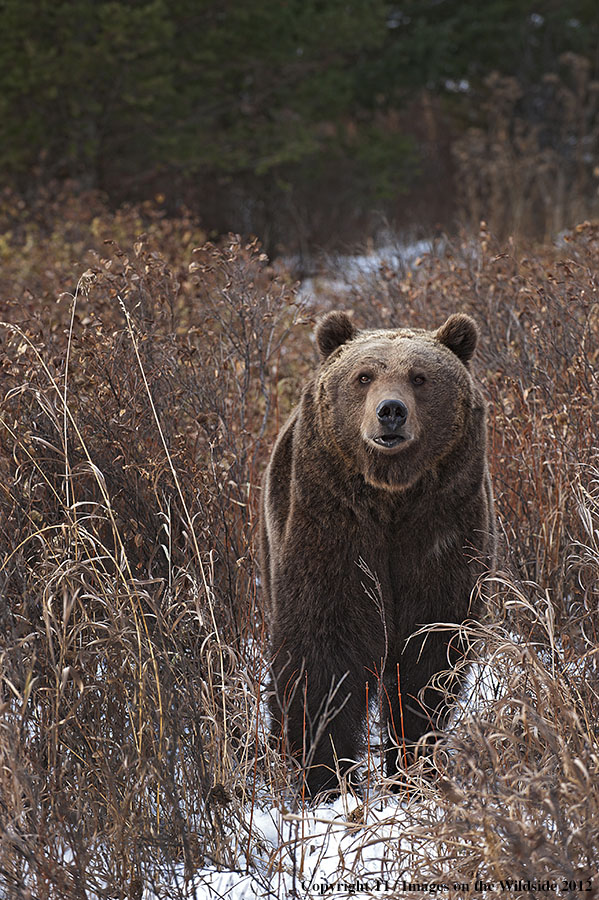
[0,195,598,896]
[453,55,599,241]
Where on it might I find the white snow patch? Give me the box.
[293,238,439,304]
[144,795,426,899]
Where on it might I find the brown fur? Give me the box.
[260,311,496,794]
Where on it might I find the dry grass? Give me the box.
[0,194,599,896]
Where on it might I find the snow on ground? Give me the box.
[141,656,505,900]
[292,237,439,304]
[149,795,423,899]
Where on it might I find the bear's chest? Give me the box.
[352,506,463,617]
[356,492,457,558]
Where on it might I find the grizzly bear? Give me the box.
[260,311,495,795]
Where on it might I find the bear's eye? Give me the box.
[358,372,372,384]
[412,374,426,386]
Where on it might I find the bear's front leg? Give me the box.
[384,628,470,781]
[269,644,368,796]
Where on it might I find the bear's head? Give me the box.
[314,311,480,491]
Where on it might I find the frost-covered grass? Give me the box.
[1,195,599,897]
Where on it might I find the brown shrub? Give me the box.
[0,221,304,896]
[1,195,598,895]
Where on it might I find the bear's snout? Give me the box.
[376,398,408,431]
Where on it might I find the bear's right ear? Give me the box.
[315,311,357,360]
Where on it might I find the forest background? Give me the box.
[2,0,599,256]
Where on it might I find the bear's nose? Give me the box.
[376,399,408,429]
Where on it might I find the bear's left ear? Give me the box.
[436,313,478,365]
[315,311,357,360]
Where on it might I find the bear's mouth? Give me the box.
[372,433,406,449]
